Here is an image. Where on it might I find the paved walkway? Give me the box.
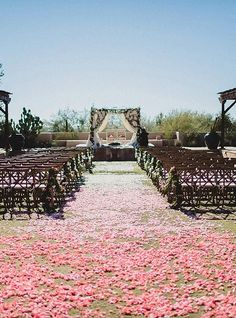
[0,162,235,317]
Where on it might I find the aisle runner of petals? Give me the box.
[0,163,235,317]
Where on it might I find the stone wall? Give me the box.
[36,131,178,147]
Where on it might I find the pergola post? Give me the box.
[0,90,12,153]
[220,100,226,149]
[5,101,9,151]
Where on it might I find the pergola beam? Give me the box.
[224,100,236,114]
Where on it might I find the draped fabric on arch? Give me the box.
[86,107,140,148]
[86,108,108,147]
[122,108,141,144]
[120,114,137,144]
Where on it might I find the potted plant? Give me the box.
[204,117,220,149]
[9,131,25,153]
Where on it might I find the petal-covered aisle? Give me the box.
[0,162,235,318]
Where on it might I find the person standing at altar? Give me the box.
[137,126,149,147]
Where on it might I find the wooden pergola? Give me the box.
[0,90,12,151]
[218,87,236,149]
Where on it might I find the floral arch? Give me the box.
[86,107,140,148]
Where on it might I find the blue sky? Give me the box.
[1,0,236,121]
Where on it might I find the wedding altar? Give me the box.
[86,107,140,161]
[94,144,135,161]
[86,107,140,148]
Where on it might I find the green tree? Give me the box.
[15,107,43,148]
[214,113,233,134]
[229,117,236,146]
[214,113,236,145]
[0,115,14,148]
[77,108,89,132]
[155,112,164,126]
[159,110,213,146]
[48,107,89,132]
[140,112,167,132]
[140,115,157,132]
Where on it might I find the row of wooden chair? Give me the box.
[136,147,236,212]
[0,148,94,218]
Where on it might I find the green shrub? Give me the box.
[53,132,80,140]
[158,110,213,146]
[0,118,14,148]
[15,107,43,148]
[48,107,89,132]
